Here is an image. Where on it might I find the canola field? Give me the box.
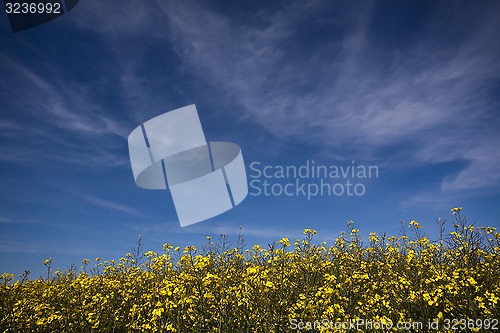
[1,208,499,332]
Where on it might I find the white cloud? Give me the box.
[157,0,500,192]
[1,57,129,138]
[0,216,13,223]
[4,0,499,191]
[0,56,132,167]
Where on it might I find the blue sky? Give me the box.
[1,0,499,278]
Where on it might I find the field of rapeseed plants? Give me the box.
[1,208,499,332]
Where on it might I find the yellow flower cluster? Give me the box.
[1,211,499,332]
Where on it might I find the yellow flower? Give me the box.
[3,208,498,332]
[279,237,290,247]
[303,228,317,235]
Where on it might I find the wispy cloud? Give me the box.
[2,0,498,201]
[0,121,22,131]
[0,56,129,139]
[0,55,132,167]
[0,216,13,224]
[157,0,500,192]
[85,195,146,216]
[26,0,497,196]
[0,215,40,224]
